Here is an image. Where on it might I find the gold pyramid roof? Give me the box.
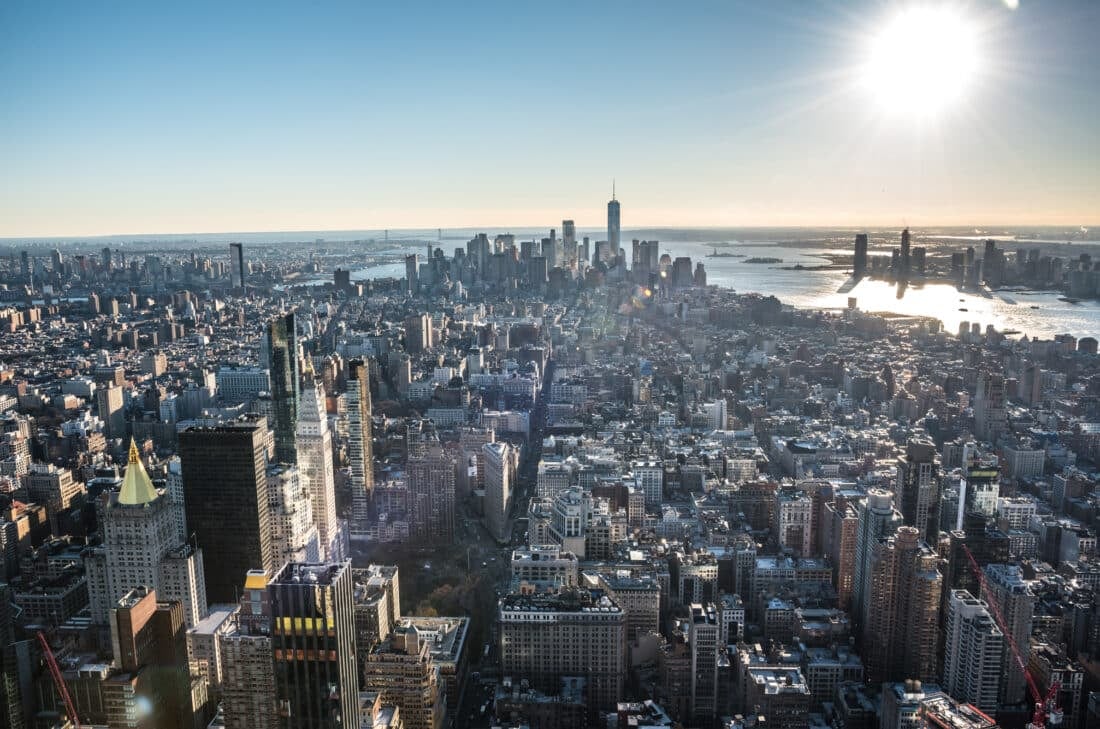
[118,438,159,506]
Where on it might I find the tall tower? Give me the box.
[562,220,577,263]
[942,590,1004,713]
[229,242,245,288]
[405,254,419,295]
[863,526,942,684]
[269,562,359,729]
[180,418,273,604]
[984,564,1036,705]
[347,359,374,546]
[87,439,208,628]
[266,464,320,565]
[689,603,720,723]
[854,234,869,276]
[266,311,300,464]
[896,438,939,543]
[853,489,902,634]
[297,381,340,561]
[607,184,621,261]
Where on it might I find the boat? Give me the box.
[958,308,968,312]
[1030,305,1039,310]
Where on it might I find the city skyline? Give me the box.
[2,0,1099,237]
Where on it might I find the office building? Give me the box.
[297,380,340,560]
[942,590,1004,713]
[362,624,445,729]
[974,372,1007,444]
[266,464,320,565]
[229,242,244,287]
[347,358,375,545]
[266,311,300,463]
[405,254,419,294]
[689,603,720,723]
[607,191,621,261]
[483,442,514,543]
[219,570,278,729]
[897,438,940,543]
[854,233,868,276]
[86,440,208,628]
[510,545,578,591]
[180,418,274,604]
[269,562,359,729]
[405,447,456,544]
[96,383,127,439]
[499,588,625,713]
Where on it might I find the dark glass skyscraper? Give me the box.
[267,311,300,464]
[230,242,245,287]
[270,562,359,729]
[180,417,273,603]
[607,188,620,260]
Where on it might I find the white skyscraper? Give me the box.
[942,590,1005,714]
[86,440,207,628]
[296,381,340,560]
[854,488,902,635]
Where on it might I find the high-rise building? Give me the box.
[106,588,193,729]
[266,464,320,565]
[362,624,445,729]
[229,242,245,287]
[853,489,902,634]
[607,190,621,260]
[96,383,127,439]
[499,588,625,714]
[86,439,208,627]
[23,463,84,534]
[269,562,359,729]
[404,313,432,353]
[562,220,576,263]
[266,311,300,463]
[775,486,813,557]
[824,499,859,612]
[984,564,1036,706]
[689,603,720,723]
[347,359,374,545]
[897,438,940,543]
[942,590,1004,714]
[482,442,514,543]
[405,447,456,544]
[862,526,942,684]
[405,254,419,294]
[854,233,869,276]
[219,570,278,729]
[900,227,911,274]
[297,381,341,561]
[974,372,1007,444]
[180,418,274,604]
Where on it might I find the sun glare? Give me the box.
[861,6,981,118]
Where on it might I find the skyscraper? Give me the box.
[984,564,1036,705]
[854,233,868,276]
[229,242,245,287]
[689,603,720,723]
[296,380,340,561]
[863,526,942,684]
[180,417,274,604]
[405,447,456,544]
[482,442,514,543]
[562,219,576,263]
[974,372,1007,443]
[269,562,359,729]
[362,624,445,729]
[405,254,419,294]
[896,438,940,544]
[607,187,621,260]
[347,359,374,545]
[266,311,300,464]
[266,464,320,565]
[853,488,901,634]
[86,439,208,628]
[942,590,1004,714]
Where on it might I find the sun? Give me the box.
[861,6,981,118]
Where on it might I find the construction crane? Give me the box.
[961,546,1062,729]
[35,631,81,729]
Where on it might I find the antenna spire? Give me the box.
[612,179,616,201]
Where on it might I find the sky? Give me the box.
[1,0,1098,237]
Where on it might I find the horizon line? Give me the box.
[1,221,1096,243]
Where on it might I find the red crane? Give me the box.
[961,546,1062,729]
[35,631,81,729]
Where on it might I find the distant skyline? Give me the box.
[2,0,1098,237]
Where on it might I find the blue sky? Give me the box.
[1,0,1097,236]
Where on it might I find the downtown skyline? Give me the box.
[2,0,1099,237]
